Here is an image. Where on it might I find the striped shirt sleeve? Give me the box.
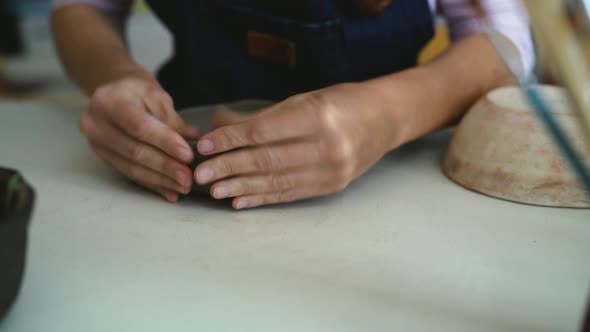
[437,0,535,76]
[52,0,133,20]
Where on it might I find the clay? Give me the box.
[187,139,215,195]
[181,107,217,196]
[179,101,273,196]
[443,85,590,208]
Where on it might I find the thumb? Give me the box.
[144,91,199,139]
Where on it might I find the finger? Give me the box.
[140,182,180,203]
[209,168,328,199]
[97,99,194,163]
[143,92,199,138]
[194,142,323,184]
[90,142,190,195]
[197,99,320,155]
[80,112,193,189]
[231,185,333,209]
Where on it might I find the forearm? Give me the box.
[366,33,516,150]
[51,4,153,95]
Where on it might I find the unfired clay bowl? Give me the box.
[443,85,590,208]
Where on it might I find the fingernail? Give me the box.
[175,185,189,195]
[186,126,199,136]
[176,171,188,186]
[166,192,179,203]
[197,167,214,184]
[198,139,214,154]
[235,199,248,209]
[213,186,230,199]
[177,145,193,161]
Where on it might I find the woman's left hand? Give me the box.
[193,82,403,209]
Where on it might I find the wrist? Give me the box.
[102,63,158,88]
[86,63,157,96]
[357,77,416,151]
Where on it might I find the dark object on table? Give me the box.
[0,168,34,320]
[583,300,590,332]
[187,139,215,195]
[0,3,23,56]
[182,106,217,196]
[181,102,268,196]
[0,77,47,98]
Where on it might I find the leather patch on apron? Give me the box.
[347,0,393,16]
[247,31,296,66]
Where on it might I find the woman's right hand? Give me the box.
[79,77,199,202]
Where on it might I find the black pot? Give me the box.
[583,301,590,332]
[0,169,34,320]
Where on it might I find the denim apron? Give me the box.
[145,0,434,108]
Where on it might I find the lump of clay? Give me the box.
[187,139,214,195]
[180,100,273,196]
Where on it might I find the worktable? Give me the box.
[0,100,588,332]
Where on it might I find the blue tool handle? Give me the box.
[524,85,590,196]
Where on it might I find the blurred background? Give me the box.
[0,0,453,109]
[0,0,174,108]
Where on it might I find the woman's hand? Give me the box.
[194,82,402,209]
[79,77,199,202]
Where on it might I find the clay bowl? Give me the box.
[443,85,590,208]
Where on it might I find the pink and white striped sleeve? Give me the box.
[52,0,133,22]
[437,0,535,77]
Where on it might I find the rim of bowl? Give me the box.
[487,85,573,114]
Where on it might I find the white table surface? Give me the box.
[0,100,588,332]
